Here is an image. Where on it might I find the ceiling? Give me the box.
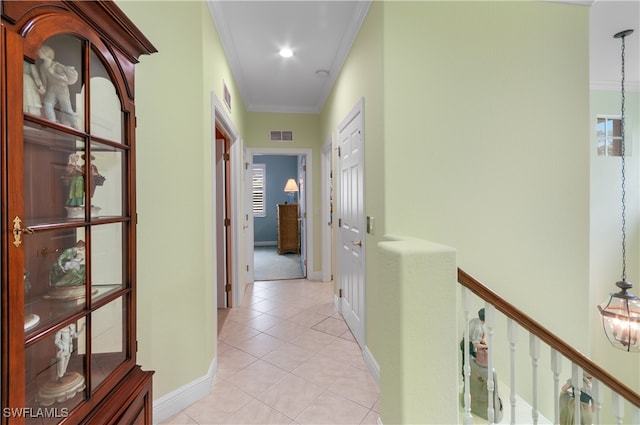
[208,0,639,115]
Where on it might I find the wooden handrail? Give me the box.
[458,267,640,409]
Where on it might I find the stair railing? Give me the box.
[458,268,640,424]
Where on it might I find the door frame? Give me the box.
[246,147,315,281]
[211,93,243,308]
[321,137,333,282]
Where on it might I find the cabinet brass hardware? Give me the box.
[40,247,61,256]
[12,216,34,247]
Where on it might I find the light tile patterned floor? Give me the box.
[161,279,380,425]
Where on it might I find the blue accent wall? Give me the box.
[253,155,298,244]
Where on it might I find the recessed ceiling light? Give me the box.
[279,48,293,58]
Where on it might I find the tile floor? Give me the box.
[161,279,380,425]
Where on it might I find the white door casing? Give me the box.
[337,98,365,348]
[298,155,307,277]
[244,149,255,284]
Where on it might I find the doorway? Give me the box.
[246,148,314,282]
[215,126,232,307]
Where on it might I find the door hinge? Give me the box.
[224,218,231,226]
[225,284,232,292]
[337,147,341,157]
[136,340,139,352]
[246,265,249,272]
[304,259,307,266]
[223,153,230,161]
[338,218,342,227]
[339,288,343,298]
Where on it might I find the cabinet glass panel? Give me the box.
[24,228,87,338]
[25,320,87,424]
[89,142,125,218]
[24,123,87,224]
[88,48,124,143]
[31,34,84,130]
[90,297,127,391]
[91,222,126,301]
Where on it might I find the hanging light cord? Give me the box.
[620,33,628,282]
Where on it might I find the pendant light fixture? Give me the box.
[597,29,640,352]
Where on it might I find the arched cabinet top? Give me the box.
[2,0,157,62]
[4,1,156,104]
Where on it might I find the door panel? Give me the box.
[337,100,365,347]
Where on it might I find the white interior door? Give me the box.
[298,155,307,277]
[337,99,365,347]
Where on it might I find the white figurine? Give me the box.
[23,61,45,115]
[38,45,79,129]
[54,323,84,379]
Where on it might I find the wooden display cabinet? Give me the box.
[1,1,156,423]
[277,204,300,255]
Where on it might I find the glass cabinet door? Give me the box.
[17,32,133,423]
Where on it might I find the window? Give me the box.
[597,117,623,157]
[252,163,266,217]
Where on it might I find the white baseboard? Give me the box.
[254,241,277,246]
[153,357,217,424]
[306,270,322,281]
[362,345,380,387]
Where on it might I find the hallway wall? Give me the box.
[116,0,247,400]
[381,1,592,411]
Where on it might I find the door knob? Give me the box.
[352,240,362,247]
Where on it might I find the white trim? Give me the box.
[591,80,640,93]
[153,358,217,424]
[246,147,314,281]
[321,137,333,282]
[362,345,380,387]
[211,93,244,309]
[254,241,277,247]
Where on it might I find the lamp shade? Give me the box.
[284,178,299,193]
[598,281,640,352]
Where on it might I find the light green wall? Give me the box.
[590,89,640,391]
[116,0,246,399]
[383,1,590,345]
[319,0,385,347]
[244,112,323,274]
[321,1,595,421]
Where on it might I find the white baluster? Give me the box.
[592,378,601,425]
[550,349,562,425]
[507,319,518,425]
[571,363,583,425]
[486,304,495,424]
[612,392,624,425]
[462,287,473,424]
[633,405,640,424]
[529,334,540,424]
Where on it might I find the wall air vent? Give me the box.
[270,130,294,142]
